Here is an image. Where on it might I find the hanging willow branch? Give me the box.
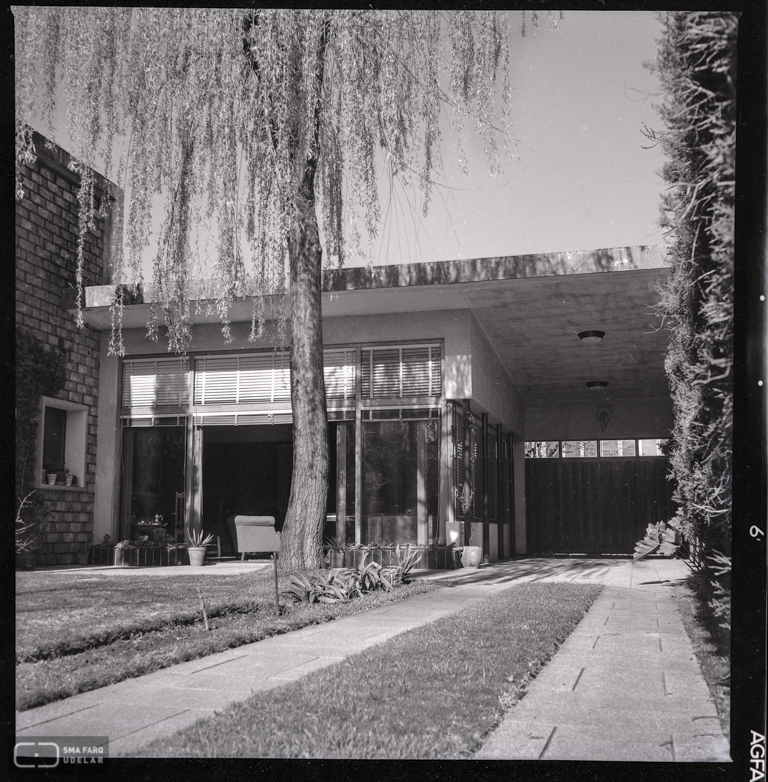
[15,8,555,355]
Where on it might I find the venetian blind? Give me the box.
[323,348,357,400]
[360,344,441,398]
[193,349,356,406]
[194,352,291,405]
[121,358,189,408]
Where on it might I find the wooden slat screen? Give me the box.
[486,427,498,521]
[453,403,466,522]
[525,457,675,554]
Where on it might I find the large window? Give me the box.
[120,424,186,540]
[361,416,439,544]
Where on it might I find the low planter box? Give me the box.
[428,546,462,570]
[340,544,459,570]
[114,545,189,567]
[90,545,115,566]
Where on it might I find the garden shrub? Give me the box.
[648,12,737,627]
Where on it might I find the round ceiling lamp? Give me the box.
[586,380,609,391]
[578,330,605,343]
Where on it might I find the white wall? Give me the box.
[468,314,524,432]
[524,396,673,441]
[92,332,122,543]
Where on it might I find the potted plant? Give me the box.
[324,535,345,568]
[44,463,59,485]
[186,527,214,567]
[64,467,74,487]
[460,529,482,569]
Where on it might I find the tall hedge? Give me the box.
[650,12,737,626]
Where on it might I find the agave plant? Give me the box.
[281,571,354,605]
[381,545,423,586]
[186,526,214,548]
[632,520,682,562]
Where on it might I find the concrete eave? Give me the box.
[74,244,669,330]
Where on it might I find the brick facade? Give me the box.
[15,133,111,566]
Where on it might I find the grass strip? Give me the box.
[137,582,601,759]
[17,569,294,661]
[16,570,437,711]
[673,574,730,739]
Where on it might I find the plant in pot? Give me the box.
[44,462,60,486]
[456,484,482,568]
[324,535,345,568]
[186,526,214,567]
[64,467,74,487]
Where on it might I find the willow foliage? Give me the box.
[649,12,736,626]
[14,9,557,354]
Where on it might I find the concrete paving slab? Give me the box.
[673,733,732,762]
[475,721,555,759]
[268,656,346,680]
[19,701,190,742]
[540,725,675,762]
[17,701,101,733]
[110,711,214,757]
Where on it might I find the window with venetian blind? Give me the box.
[360,344,441,399]
[191,348,356,405]
[194,352,291,405]
[121,358,189,408]
[122,349,358,410]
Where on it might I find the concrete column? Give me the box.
[92,332,121,544]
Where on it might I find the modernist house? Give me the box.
[17,135,675,566]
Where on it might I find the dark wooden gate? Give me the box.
[525,458,675,555]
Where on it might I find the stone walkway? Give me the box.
[475,559,731,762]
[16,558,730,761]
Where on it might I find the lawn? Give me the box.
[136,582,602,759]
[16,567,438,711]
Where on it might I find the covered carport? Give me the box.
[322,244,675,556]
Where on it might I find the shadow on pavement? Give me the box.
[419,557,630,585]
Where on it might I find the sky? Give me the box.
[367,11,667,267]
[23,10,668,272]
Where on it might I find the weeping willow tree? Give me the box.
[15,8,559,569]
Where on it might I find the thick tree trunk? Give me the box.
[279,171,328,571]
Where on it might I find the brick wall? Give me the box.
[15,133,111,566]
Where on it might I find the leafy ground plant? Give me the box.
[137,582,601,759]
[282,548,424,604]
[16,568,437,711]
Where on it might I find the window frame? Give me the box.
[37,396,89,490]
[525,438,670,459]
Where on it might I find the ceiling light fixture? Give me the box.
[586,381,609,391]
[578,330,605,343]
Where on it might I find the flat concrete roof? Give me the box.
[78,245,671,404]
